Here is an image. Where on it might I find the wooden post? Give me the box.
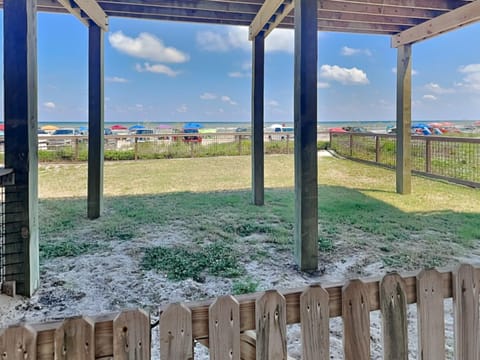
[3,0,39,296]
[396,44,412,194]
[375,136,380,163]
[425,138,432,173]
[286,134,290,154]
[238,135,242,155]
[294,0,318,271]
[135,137,139,160]
[349,134,353,157]
[251,33,265,206]
[74,138,79,161]
[87,24,104,219]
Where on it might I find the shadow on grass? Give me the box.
[39,185,480,275]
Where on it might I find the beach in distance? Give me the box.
[37,120,479,133]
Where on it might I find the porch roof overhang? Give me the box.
[0,0,478,46]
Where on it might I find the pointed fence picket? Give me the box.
[2,265,480,359]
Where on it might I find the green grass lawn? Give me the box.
[38,154,480,284]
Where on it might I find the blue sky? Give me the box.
[2,11,480,123]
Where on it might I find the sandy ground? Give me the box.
[0,150,458,358]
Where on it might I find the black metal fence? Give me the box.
[330,132,480,187]
[0,169,15,285]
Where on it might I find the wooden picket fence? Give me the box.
[1,264,479,359]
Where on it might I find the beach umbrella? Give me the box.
[428,122,443,128]
[111,124,128,130]
[0,124,4,131]
[183,122,203,129]
[79,126,88,132]
[412,123,429,129]
[41,125,59,131]
[441,121,454,127]
[129,124,146,131]
[157,124,172,129]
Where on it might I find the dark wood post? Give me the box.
[396,44,412,194]
[294,0,318,271]
[3,0,39,296]
[375,136,380,163]
[88,24,104,219]
[251,33,265,205]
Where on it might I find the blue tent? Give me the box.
[129,124,145,131]
[412,123,429,129]
[183,122,203,129]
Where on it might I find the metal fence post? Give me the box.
[425,138,432,173]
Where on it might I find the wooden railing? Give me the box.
[2,264,479,359]
[330,132,480,187]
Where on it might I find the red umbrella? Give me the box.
[111,124,128,130]
[0,124,4,131]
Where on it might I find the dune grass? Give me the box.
[38,154,480,280]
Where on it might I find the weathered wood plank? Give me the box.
[188,269,455,340]
[392,0,480,47]
[30,321,63,360]
[56,316,95,359]
[395,43,412,194]
[293,0,318,271]
[209,295,240,360]
[251,32,264,206]
[342,279,370,360]
[113,309,150,360]
[57,0,108,30]
[380,273,408,360]
[256,290,287,360]
[87,24,105,220]
[160,303,193,360]
[417,269,445,359]
[300,285,329,360]
[453,264,479,360]
[4,0,39,297]
[0,324,37,360]
[249,0,284,39]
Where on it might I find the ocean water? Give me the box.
[37,120,478,132]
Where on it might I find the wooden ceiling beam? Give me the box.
[319,0,443,19]
[98,0,261,14]
[338,0,467,11]
[392,0,480,47]
[249,0,293,40]
[316,10,423,26]
[100,2,255,21]
[104,10,253,25]
[57,0,108,30]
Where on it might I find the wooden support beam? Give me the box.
[57,0,108,31]
[249,0,293,40]
[392,0,480,47]
[294,0,318,271]
[395,44,412,194]
[3,0,40,297]
[251,33,264,206]
[87,24,105,219]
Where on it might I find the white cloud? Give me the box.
[424,82,454,94]
[268,100,279,107]
[319,65,369,85]
[458,64,480,91]
[391,68,418,75]
[423,94,437,101]
[44,102,56,109]
[317,81,330,89]
[109,31,189,63]
[228,72,246,78]
[221,95,237,105]
[177,104,188,113]
[106,76,128,83]
[341,46,372,56]
[200,92,217,100]
[135,63,180,77]
[266,28,294,53]
[196,26,293,54]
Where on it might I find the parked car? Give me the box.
[48,128,79,146]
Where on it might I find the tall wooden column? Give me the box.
[3,0,39,296]
[251,33,265,205]
[396,44,412,194]
[88,24,105,219]
[294,0,318,271]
